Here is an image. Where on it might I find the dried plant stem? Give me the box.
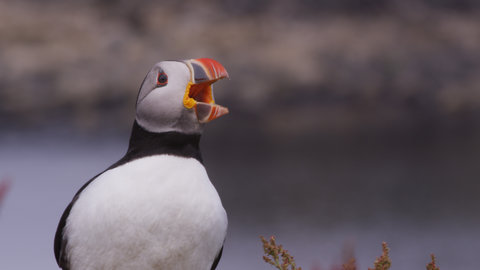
[426,254,440,270]
[261,236,302,270]
[261,236,439,270]
[368,242,391,270]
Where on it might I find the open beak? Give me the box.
[183,58,229,123]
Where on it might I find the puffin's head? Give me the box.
[135,58,229,134]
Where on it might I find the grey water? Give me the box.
[0,129,479,269]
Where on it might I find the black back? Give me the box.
[54,121,206,269]
[210,246,224,270]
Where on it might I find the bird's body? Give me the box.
[55,58,230,270]
[65,155,226,270]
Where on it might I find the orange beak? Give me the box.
[183,58,229,123]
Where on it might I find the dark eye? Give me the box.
[157,72,168,86]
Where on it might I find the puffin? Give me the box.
[54,58,229,270]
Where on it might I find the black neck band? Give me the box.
[111,121,203,169]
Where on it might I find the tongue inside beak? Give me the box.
[183,58,229,123]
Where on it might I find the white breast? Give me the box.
[64,155,228,270]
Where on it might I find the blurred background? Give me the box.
[1,0,480,269]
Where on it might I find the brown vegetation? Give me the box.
[262,236,440,270]
[0,178,10,208]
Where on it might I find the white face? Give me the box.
[135,61,203,134]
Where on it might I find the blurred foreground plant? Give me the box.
[368,242,391,270]
[0,178,10,207]
[261,236,440,270]
[341,258,357,270]
[426,254,440,270]
[261,236,302,270]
